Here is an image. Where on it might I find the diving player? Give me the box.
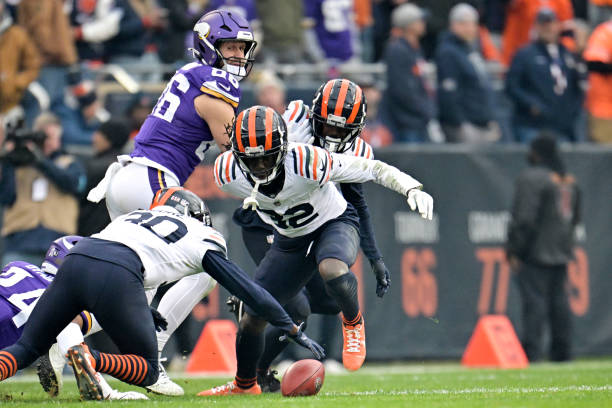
[0,188,323,401]
[86,9,257,395]
[198,105,433,395]
[229,79,391,391]
[0,237,148,400]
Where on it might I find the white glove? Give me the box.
[407,189,434,220]
[282,100,313,144]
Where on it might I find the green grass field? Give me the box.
[1,360,611,407]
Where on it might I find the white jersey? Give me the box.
[215,142,422,238]
[93,207,226,290]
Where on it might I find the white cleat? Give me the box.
[37,343,66,397]
[107,389,149,400]
[145,360,184,396]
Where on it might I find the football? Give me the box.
[281,359,325,397]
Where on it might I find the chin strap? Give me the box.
[242,180,261,210]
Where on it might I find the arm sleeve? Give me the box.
[436,49,465,126]
[0,163,17,206]
[329,153,422,196]
[202,251,295,332]
[36,158,87,196]
[506,174,542,259]
[14,30,41,92]
[340,183,381,260]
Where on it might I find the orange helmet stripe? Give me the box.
[151,186,183,208]
[235,110,246,152]
[248,106,258,148]
[334,79,350,117]
[224,153,232,183]
[320,81,334,118]
[346,85,363,124]
[312,146,318,180]
[264,107,273,150]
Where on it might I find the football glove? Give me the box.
[279,323,326,360]
[370,258,391,298]
[226,295,245,323]
[407,188,434,220]
[150,307,168,332]
[282,100,313,144]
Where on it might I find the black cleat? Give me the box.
[257,370,281,393]
[66,344,102,401]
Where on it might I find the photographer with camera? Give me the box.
[0,113,86,265]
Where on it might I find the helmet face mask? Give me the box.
[231,106,288,184]
[192,11,257,79]
[311,79,367,153]
[150,187,213,227]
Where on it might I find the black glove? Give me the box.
[150,307,168,332]
[370,258,391,298]
[279,323,325,360]
[225,295,244,323]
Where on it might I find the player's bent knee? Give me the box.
[318,258,349,281]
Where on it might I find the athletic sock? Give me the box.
[56,322,84,356]
[0,351,17,381]
[325,272,360,322]
[235,328,264,382]
[235,375,257,389]
[96,352,149,385]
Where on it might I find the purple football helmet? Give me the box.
[192,10,257,79]
[41,235,83,275]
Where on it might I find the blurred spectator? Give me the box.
[501,0,574,66]
[506,133,580,362]
[256,0,304,64]
[157,0,203,65]
[380,3,434,143]
[506,8,587,142]
[583,19,612,142]
[78,119,129,236]
[55,74,109,146]
[436,4,501,143]
[17,0,77,111]
[0,0,40,119]
[355,0,374,61]
[360,82,393,147]
[303,0,356,72]
[125,93,155,139]
[0,113,86,266]
[255,71,286,114]
[589,0,612,26]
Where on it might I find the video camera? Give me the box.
[2,120,46,166]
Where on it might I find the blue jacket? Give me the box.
[381,37,434,133]
[506,41,586,139]
[435,32,496,127]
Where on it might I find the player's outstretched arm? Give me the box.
[201,251,325,359]
[330,153,434,220]
[194,94,234,151]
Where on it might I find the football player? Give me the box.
[198,105,433,396]
[0,188,323,401]
[86,9,257,395]
[0,237,148,400]
[229,79,390,391]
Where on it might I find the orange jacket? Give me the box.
[584,21,612,118]
[354,0,372,28]
[502,0,574,66]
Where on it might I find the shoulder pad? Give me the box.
[289,143,332,185]
[345,137,374,160]
[185,65,240,108]
[213,151,239,187]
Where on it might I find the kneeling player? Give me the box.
[0,188,323,400]
[199,105,433,395]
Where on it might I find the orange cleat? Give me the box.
[342,314,366,371]
[66,343,102,401]
[197,380,261,396]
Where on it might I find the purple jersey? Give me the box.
[0,262,52,348]
[208,0,258,22]
[305,0,354,62]
[131,62,241,184]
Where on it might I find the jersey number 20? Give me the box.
[125,211,188,244]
